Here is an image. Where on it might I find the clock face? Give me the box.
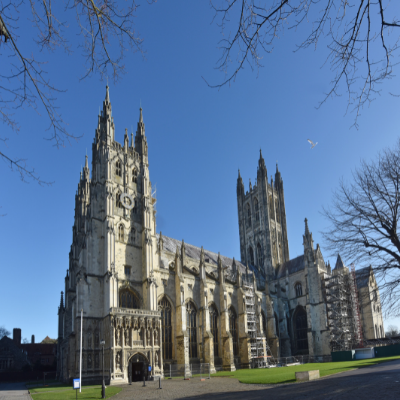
[120,193,135,210]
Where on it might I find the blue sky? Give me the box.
[1,1,400,341]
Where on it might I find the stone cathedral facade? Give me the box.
[57,87,384,385]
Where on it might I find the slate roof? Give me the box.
[276,254,305,279]
[355,266,372,289]
[158,234,249,275]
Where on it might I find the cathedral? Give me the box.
[57,86,384,384]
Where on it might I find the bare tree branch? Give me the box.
[209,0,400,126]
[322,138,400,317]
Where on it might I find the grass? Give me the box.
[212,355,400,385]
[29,385,122,399]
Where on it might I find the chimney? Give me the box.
[31,335,35,344]
[13,328,21,346]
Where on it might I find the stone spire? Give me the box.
[335,254,345,270]
[237,169,244,196]
[303,218,314,250]
[135,107,148,157]
[59,291,64,310]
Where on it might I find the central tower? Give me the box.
[237,151,289,277]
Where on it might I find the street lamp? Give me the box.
[100,340,106,399]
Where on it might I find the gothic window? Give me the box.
[257,243,263,268]
[229,307,239,356]
[278,239,283,263]
[375,324,378,338]
[209,304,219,357]
[254,198,260,221]
[132,168,137,183]
[293,307,308,353]
[246,204,251,228]
[295,283,302,297]
[158,297,173,360]
[271,230,277,261]
[186,301,198,358]
[94,332,99,348]
[116,160,122,177]
[87,354,92,369]
[118,224,124,241]
[119,288,139,309]
[269,195,275,221]
[116,192,122,209]
[124,266,131,275]
[248,246,254,266]
[275,198,280,224]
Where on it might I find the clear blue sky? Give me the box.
[1,1,400,341]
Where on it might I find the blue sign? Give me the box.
[73,379,80,389]
[148,366,152,372]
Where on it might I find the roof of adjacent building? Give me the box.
[355,266,372,289]
[276,254,305,279]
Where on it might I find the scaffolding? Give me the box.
[322,267,362,352]
[243,276,275,367]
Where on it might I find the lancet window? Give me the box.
[229,307,239,356]
[209,304,219,357]
[116,192,122,209]
[158,297,173,360]
[295,282,302,297]
[249,246,254,266]
[254,198,259,221]
[186,301,197,358]
[275,198,280,223]
[132,168,137,183]
[294,307,308,353]
[257,243,263,268]
[116,160,122,177]
[118,225,124,241]
[246,204,251,228]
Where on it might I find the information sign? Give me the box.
[73,379,80,389]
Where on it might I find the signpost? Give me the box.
[73,379,80,400]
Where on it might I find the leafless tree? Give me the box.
[209,0,400,127]
[385,324,399,337]
[0,0,146,184]
[322,138,400,316]
[0,325,10,339]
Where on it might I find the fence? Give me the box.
[162,363,211,379]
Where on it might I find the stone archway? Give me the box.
[128,352,149,382]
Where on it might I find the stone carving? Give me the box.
[147,329,151,344]
[95,332,99,348]
[88,354,92,369]
[116,329,121,346]
[124,329,129,346]
[155,351,159,367]
[133,317,138,330]
[88,333,92,349]
[95,353,99,368]
[154,329,158,345]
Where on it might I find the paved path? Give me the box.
[118,359,400,399]
[0,382,31,400]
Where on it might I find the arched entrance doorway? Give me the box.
[129,353,149,382]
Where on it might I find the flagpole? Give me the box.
[80,308,83,393]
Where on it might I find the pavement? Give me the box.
[0,382,31,400]
[118,358,400,399]
[2,359,400,400]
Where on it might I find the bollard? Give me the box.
[143,374,146,387]
[159,376,162,389]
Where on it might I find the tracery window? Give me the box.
[116,192,122,209]
[269,195,275,220]
[257,243,263,268]
[186,301,198,358]
[119,288,139,309]
[294,307,308,353]
[229,307,239,356]
[275,198,280,223]
[209,304,219,357]
[248,246,254,266]
[246,204,251,228]
[295,282,303,297]
[158,297,173,360]
[116,160,122,177]
[254,198,260,221]
[118,224,124,241]
[132,168,137,183]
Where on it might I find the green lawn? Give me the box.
[212,355,400,385]
[29,385,122,399]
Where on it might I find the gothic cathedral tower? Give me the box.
[237,151,289,278]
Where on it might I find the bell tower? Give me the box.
[237,150,289,277]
